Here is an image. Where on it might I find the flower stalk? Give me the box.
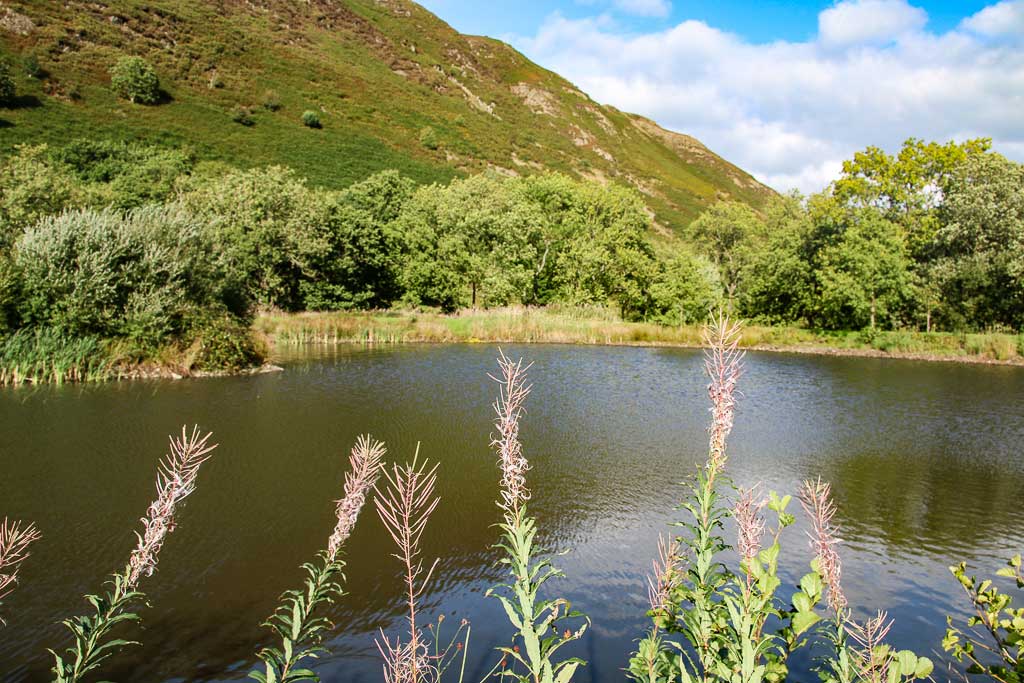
[250,434,386,683]
[0,517,42,625]
[50,426,217,683]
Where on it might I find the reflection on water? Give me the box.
[0,345,1021,681]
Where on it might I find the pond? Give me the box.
[1,344,1022,682]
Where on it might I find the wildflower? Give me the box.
[646,534,683,614]
[735,486,767,564]
[0,518,41,623]
[127,426,217,588]
[327,435,386,562]
[799,478,848,612]
[847,611,895,683]
[703,315,744,477]
[490,350,532,519]
[375,455,441,683]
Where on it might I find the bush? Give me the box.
[301,110,321,128]
[231,105,255,126]
[0,59,14,105]
[14,205,240,351]
[109,56,161,104]
[53,139,194,209]
[183,309,264,371]
[0,145,80,244]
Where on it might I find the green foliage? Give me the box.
[53,138,195,209]
[932,152,1024,330]
[0,59,15,104]
[301,111,321,129]
[814,211,911,330]
[944,555,1024,683]
[0,327,111,385]
[0,145,79,244]
[250,553,346,683]
[650,251,721,325]
[184,309,265,371]
[22,53,43,79]
[16,206,226,345]
[50,567,145,683]
[687,201,766,305]
[398,173,544,311]
[109,56,161,105]
[488,506,589,683]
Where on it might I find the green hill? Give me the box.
[0,0,774,233]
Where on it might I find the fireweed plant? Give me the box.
[627,317,934,683]
[250,435,387,683]
[485,352,589,683]
[375,451,470,683]
[0,517,42,625]
[49,426,218,683]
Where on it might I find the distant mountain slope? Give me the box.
[0,0,775,233]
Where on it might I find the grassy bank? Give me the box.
[257,306,1024,364]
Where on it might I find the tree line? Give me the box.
[0,136,1021,375]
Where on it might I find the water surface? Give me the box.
[1,344,1022,681]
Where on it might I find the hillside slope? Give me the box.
[0,0,774,232]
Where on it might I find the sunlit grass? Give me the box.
[257,307,1024,363]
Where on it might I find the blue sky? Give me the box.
[417,0,1024,193]
[420,0,991,43]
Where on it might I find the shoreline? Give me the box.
[268,336,1024,367]
[258,309,1024,368]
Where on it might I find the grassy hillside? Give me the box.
[0,0,774,233]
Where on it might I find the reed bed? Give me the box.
[0,328,114,386]
[257,308,1024,364]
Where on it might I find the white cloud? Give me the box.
[961,1,1024,37]
[613,0,672,18]
[818,0,927,46]
[511,2,1024,194]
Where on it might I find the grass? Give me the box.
[256,307,1024,364]
[0,0,774,235]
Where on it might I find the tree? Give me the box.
[814,211,912,330]
[552,181,657,319]
[109,56,161,105]
[741,193,814,324]
[932,152,1024,329]
[0,145,80,247]
[650,251,721,325]
[299,171,414,310]
[832,137,990,256]
[181,166,317,311]
[398,173,541,311]
[686,201,766,309]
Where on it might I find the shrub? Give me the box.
[301,110,321,128]
[0,144,80,243]
[0,59,14,105]
[109,56,161,104]
[231,104,255,126]
[14,205,240,351]
[53,138,194,209]
[183,309,264,372]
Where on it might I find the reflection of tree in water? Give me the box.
[812,449,1024,558]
